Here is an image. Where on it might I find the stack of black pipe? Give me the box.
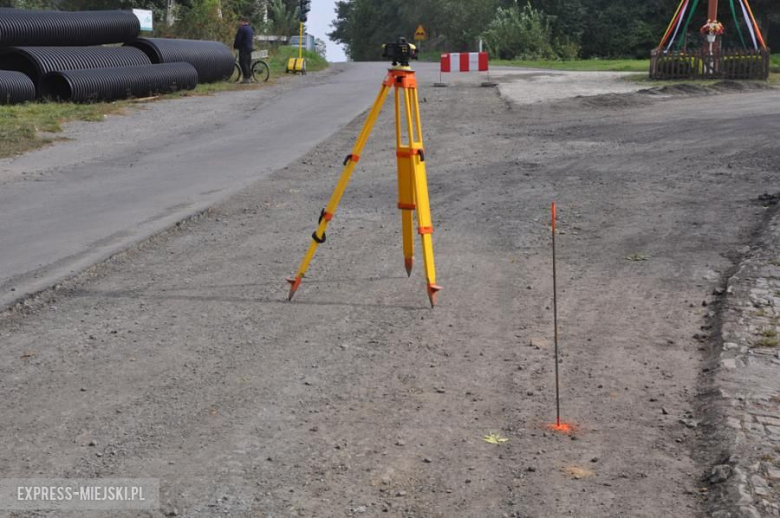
[41,63,198,102]
[0,70,35,104]
[0,46,153,88]
[126,38,234,84]
[0,7,141,46]
[0,8,233,104]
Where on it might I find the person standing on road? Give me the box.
[234,17,254,83]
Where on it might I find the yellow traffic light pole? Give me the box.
[286,64,441,307]
[286,0,307,74]
[286,22,306,74]
[298,21,303,60]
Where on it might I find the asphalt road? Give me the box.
[0,61,436,309]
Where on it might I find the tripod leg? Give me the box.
[287,83,392,301]
[404,84,441,307]
[395,87,415,277]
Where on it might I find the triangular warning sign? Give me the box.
[414,25,427,40]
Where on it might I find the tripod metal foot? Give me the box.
[404,258,413,277]
[286,276,302,301]
[427,283,442,307]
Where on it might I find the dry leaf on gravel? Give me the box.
[483,433,509,445]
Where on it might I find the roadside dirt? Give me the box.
[1,80,779,517]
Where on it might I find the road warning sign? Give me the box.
[414,25,427,41]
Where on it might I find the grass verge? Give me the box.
[268,46,329,76]
[491,58,650,72]
[0,102,126,159]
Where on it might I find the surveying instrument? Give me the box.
[287,38,442,307]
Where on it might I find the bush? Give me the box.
[481,3,558,60]
[554,37,581,60]
[159,0,237,45]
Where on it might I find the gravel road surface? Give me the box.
[0,68,778,517]
[0,62,642,311]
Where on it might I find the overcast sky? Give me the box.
[307,0,347,62]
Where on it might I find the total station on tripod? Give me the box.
[382,37,418,67]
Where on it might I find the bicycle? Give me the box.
[231,51,270,83]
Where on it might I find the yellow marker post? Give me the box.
[286,21,307,74]
[286,62,442,307]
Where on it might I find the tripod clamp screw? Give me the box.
[313,208,332,244]
[343,154,360,165]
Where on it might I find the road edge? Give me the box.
[702,193,780,518]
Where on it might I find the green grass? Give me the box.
[755,336,780,347]
[491,58,650,72]
[418,51,442,63]
[0,102,126,158]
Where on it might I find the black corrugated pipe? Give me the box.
[125,38,234,83]
[0,46,152,92]
[40,62,198,102]
[0,70,36,104]
[0,8,140,47]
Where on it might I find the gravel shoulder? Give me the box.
[0,75,778,517]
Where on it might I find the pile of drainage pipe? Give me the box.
[0,8,235,104]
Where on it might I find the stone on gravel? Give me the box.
[709,465,732,484]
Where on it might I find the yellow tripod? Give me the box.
[287,65,442,307]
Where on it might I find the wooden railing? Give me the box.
[650,48,770,80]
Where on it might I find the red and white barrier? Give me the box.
[440,52,488,73]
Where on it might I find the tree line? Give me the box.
[328,0,780,61]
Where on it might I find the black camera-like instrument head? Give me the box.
[382,37,418,67]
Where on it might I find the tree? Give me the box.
[161,0,236,44]
[330,0,503,60]
[267,0,298,37]
[315,37,326,58]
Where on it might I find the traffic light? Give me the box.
[299,0,310,22]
